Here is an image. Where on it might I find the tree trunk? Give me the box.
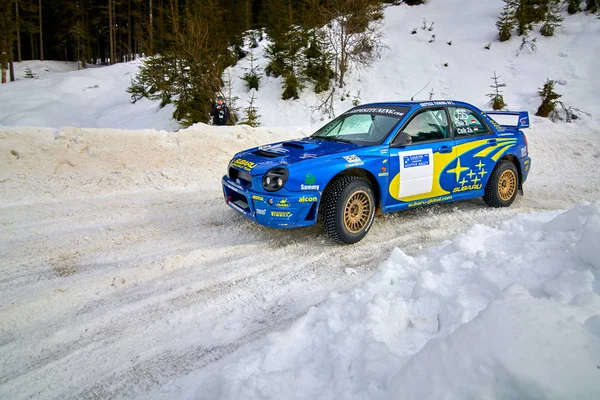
[1,44,7,84]
[16,1,21,62]
[149,0,153,55]
[128,0,132,60]
[30,32,34,60]
[9,40,15,81]
[113,0,118,62]
[108,0,115,64]
[39,0,43,61]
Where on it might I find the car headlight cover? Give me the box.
[262,167,288,192]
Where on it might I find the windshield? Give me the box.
[311,108,407,145]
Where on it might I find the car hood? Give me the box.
[230,137,361,175]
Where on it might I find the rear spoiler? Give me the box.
[484,111,530,129]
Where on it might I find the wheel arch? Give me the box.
[499,154,523,191]
[320,168,382,210]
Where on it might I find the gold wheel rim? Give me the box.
[498,170,517,201]
[343,190,372,233]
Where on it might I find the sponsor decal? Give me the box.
[256,209,266,215]
[343,155,362,163]
[380,148,389,154]
[224,180,244,192]
[345,108,405,117]
[300,153,317,159]
[403,153,430,168]
[276,199,290,208]
[378,172,389,177]
[252,195,264,201]
[305,174,316,185]
[299,196,317,203]
[520,117,528,126]
[259,143,288,154]
[419,100,454,107]
[382,159,388,163]
[301,184,320,191]
[231,158,257,171]
[408,195,452,208]
[521,147,527,157]
[271,211,291,218]
[453,184,482,193]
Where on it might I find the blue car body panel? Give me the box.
[222,100,531,228]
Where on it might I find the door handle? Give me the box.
[437,145,452,154]
[487,139,497,146]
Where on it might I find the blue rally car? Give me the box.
[222,100,531,244]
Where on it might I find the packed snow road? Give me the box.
[0,121,599,399]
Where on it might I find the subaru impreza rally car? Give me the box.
[222,100,531,244]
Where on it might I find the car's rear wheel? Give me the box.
[321,176,376,244]
[483,160,519,207]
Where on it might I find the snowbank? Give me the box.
[0,125,307,205]
[2,112,598,208]
[157,202,600,400]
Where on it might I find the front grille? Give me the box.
[228,168,252,187]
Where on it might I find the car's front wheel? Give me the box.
[483,160,519,207]
[321,176,376,244]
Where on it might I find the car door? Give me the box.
[386,108,457,209]
[446,106,505,195]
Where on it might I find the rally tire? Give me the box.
[321,176,376,244]
[483,160,519,207]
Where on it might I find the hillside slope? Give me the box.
[229,0,600,128]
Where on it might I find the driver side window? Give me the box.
[400,109,449,144]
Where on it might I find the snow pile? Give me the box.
[0,125,306,205]
[2,112,598,207]
[0,60,178,131]
[159,203,600,399]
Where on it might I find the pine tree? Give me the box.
[496,0,518,42]
[540,0,563,36]
[568,0,581,14]
[536,79,561,118]
[302,33,334,93]
[242,50,261,91]
[24,65,35,78]
[515,0,549,36]
[486,71,507,110]
[586,0,599,13]
[241,90,260,127]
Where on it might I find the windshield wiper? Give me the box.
[312,135,354,144]
[331,137,354,143]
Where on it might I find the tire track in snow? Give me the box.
[0,188,541,400]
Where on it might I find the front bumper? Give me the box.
[222,176,320,228]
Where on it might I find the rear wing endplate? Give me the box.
[485,111,530,129]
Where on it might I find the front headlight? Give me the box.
[262,167,289,192]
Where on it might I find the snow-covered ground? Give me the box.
[1,0,600,398]
[1,117,599,399]
[0,60,177,131]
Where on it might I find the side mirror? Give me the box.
[391,132,412,147]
